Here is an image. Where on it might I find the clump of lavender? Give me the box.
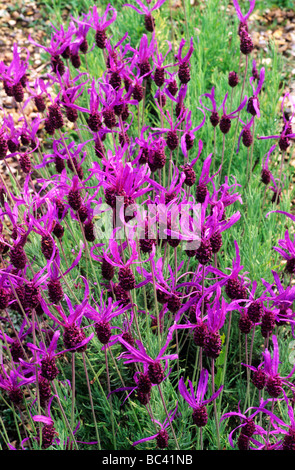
[0,0,294,453]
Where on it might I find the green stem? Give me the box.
[213,126,216,172]
[212,358,221,450]
[275,150,285,205]
[105,347,117,450]
[0,416,11,448]
[249,118,255,183]
[246,325,256,411]
[217,310,232,415]
[219,133,226,185]
[158,384,180,450]
[150,259,161,350]
[82,352,102,449]
[227,54,248,178]
[71,353,76,432]
[244,333,250,413]
[32,311,42,449]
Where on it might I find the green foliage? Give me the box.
[256,0,294,9]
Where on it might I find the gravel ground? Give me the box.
[0,0,53,187]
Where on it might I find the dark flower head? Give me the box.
[228,71,239,87]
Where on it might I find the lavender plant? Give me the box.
[0,0,294,452]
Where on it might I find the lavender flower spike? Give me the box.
[233,0,256,34]
[132,405,178,448]
[124,0,167,33]
[179,369,223,427]
[175,37,194,85]
[220,398,270,450]
[247,66,265,118]
[219,92,248,135]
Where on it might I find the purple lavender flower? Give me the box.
[25,77,52,113]
[180,139,203,186]
[246,66,265,117]
[152,108,185,151]
[175,38,194,85]
[32,397,59,449]
[236,116,254,151]
[57,70,88,121]
[220,399,270,450]
[195,153,220,204]
[251,58,259,80]
[29,28,72,75]
[180,109,206,159]
[117,325,178,385]
[46,246,84,304]
[139,256,184,311]
[165,82,187,118]
[0,319,32,363]
[102,236,152,291]
[104,31,129,72]
[272,230,295,275]
[268,171,283,204]
[202,286,229,359]
[0,43,29,101]
[130,33,156,78]
[85,292,131,345]
[257,392,295,450]
[199,86,221,128]
[6,261,49,315]
[242,280,265,324]
[83,4,117,50]
[261,144,276,185]
[38,136,88,180]
[243,335,295,398]
[25,330,61,381]
[164,71,178,98]
[71,13,92,55]
[261,271,295,326]
[0,364,35,406]
[219,92,248,135]
[28,201,60,261]
[132,405,178,448]
[92,157,152,218]
[108,364,155,406]
[209,176,243,215]
[232,0,256,35]
[40,278,94,353]
[147,161,186,206]
[179,369,222,427]
[151,40,173,88]
[1,114,21,153]
[207,240,249,302]
[236,10,254,55]
[207,202,241,255]
[228,71,239,88]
